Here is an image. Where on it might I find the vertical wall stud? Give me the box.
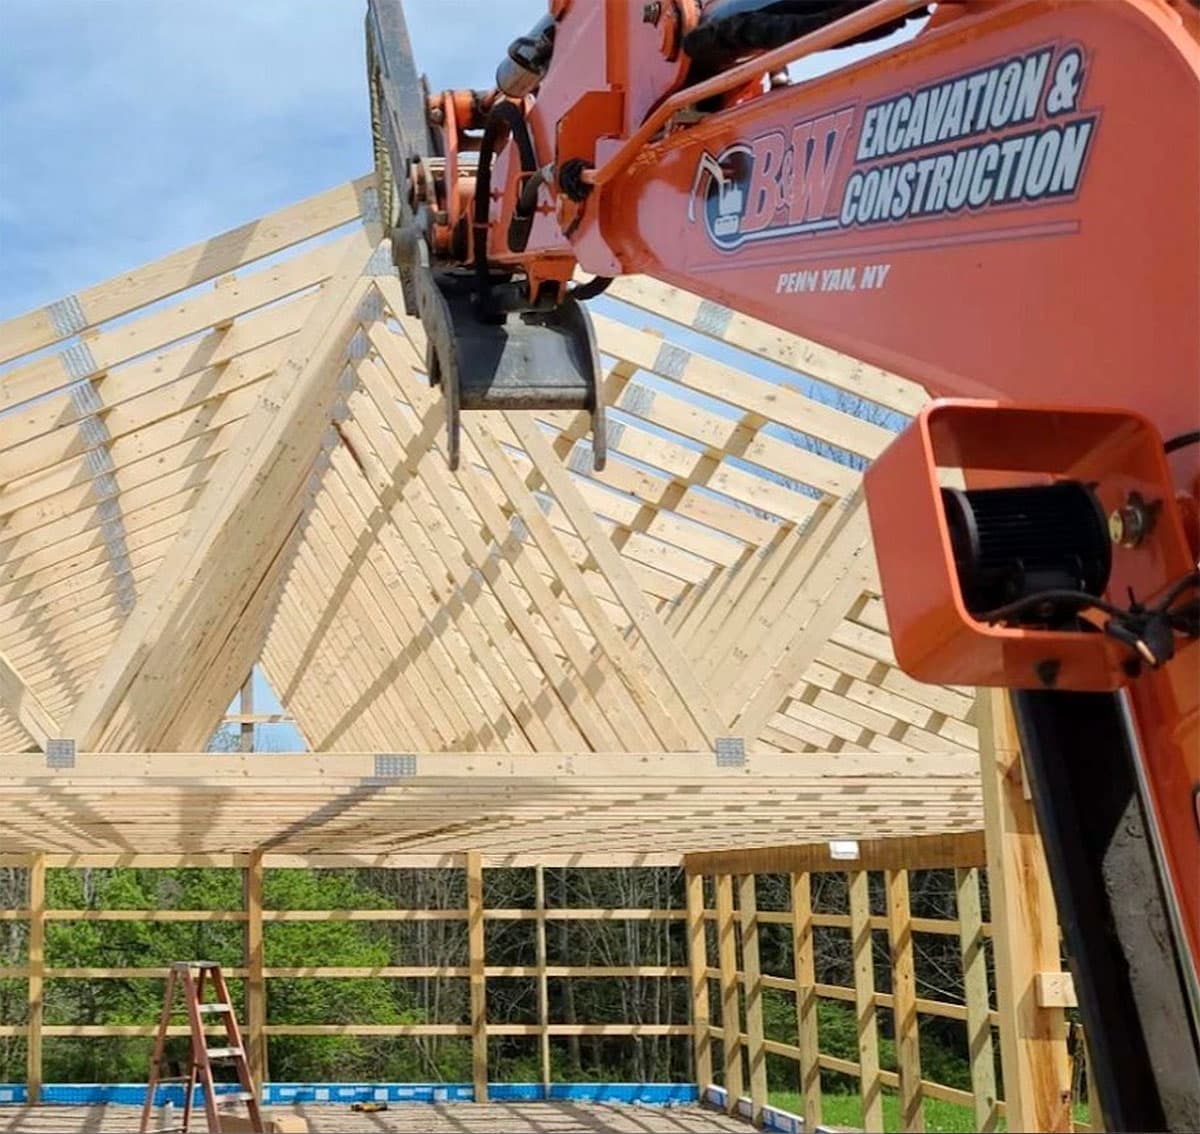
[956,867,999,1132]
[791,871,822,1131]
[27,853,46,1105]
[535,863,550,1097]
[244,849,267,1093]
[886,869,925,1132]
[466,851,488,1102]
[738,874,768,1125]
[685,871,713,1093]
[979,690,1072,1132]
[715,874,743,1112]
[849,870,883,1132]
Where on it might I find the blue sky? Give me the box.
[0,1,546,321]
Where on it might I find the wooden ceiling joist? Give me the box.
[0,174,985,859]
[0,751,982,858]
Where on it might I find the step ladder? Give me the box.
[139,961,263,1134]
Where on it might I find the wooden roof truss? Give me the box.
[0,177,978,771]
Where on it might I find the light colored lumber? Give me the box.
[686,871,714,1091]
[26,853,45,1104]
[535,864,551,1093]
[791,871,822,1130]
[886,869,925,1132]
[60,223,380,751]
[467,850,489,1102]
[714,874,743,1112]
[850,870,884,1132]
[503,412,722,747]
[978,690,1072,1133]
[738,874,768,1125]
[0,175,372,366]
[0,651,59,752]
[684,832,986,877]
[244,849,267,1091]
[956,866,1000,1133]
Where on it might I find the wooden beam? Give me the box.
[466,850,489,1103]
[26,854,45,1104]
[738,874,768,1125]
[0,652,59,752]
[850,870,884,1133]
[502,413,724,748]
[239,674,255,753]
[956,866,999,1132]
[978,690,1072,1132]
[715,874,743,1112]
[685,871,713,1092]
[684,831,986,878]
[535,864,551,1095]
[0,176,373,367]
[791,871,822,1131]
[725,499,873,738]
[244,850,267,1093]
[60,223,379,751]
[886,869,925,1132]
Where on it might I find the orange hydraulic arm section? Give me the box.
[368,1,1200,1126]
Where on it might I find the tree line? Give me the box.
[0,864,985,1095]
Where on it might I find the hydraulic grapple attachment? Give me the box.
[365,0,604,471]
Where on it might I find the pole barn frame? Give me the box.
[0,179,1081,1130]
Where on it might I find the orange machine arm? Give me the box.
[397,1,1200,1125]
[489,0,1199,439]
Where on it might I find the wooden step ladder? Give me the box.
[139,961,263,1134]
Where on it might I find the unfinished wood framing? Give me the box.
[680,832,1079,1133]
[0,173,983,758]
[714,875,743,1113]
[0,176,1085,1132]
[467,850,488,1103]
[887,869,925,1133]
[956,866,1000,1132]
[244,850,267,1092]
[978,690,1074,1133]
[737,874,768,1125]
[685,872,713,1092]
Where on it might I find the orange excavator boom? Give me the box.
[366,2,1200,1126]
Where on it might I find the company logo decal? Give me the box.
[690,45,1095,250]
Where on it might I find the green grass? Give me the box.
[768,1090,978,1133]
[767,1090,1091,1133]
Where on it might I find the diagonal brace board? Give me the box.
[0,651,61,752]
[503,413,725,747]
[61,224,382,751]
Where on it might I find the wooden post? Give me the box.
[244,850,267,1093]
[685,871,713,1093]
[466,851,489,1102]
[535,864,550,1097]
[978,689,1072,1132]
[886,869,925,1133]
[239,673,255,753]
[955,867,999,1133]
[849,870,883,1133]
[714,874,743,1112]
[26,853,45,1105]
[791,872,822,1131]
[738,875,768,1125]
